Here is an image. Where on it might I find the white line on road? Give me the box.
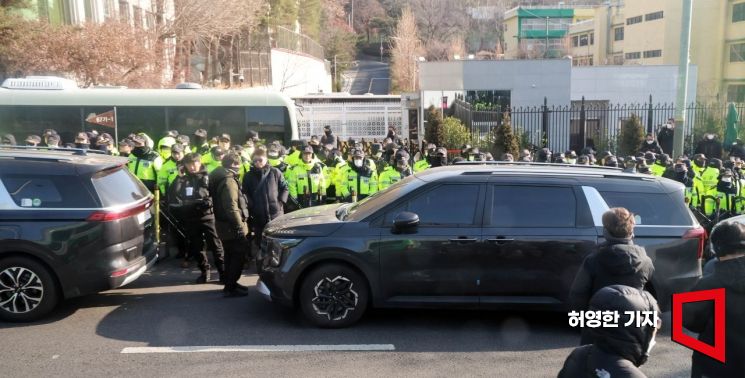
[121,344,396,354]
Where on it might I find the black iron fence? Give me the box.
[451,97,745,155]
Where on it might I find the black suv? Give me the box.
[0,148,157,321]
[257,163,704,328]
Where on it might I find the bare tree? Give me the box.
[353,0,385,42]
[390,7,423,93]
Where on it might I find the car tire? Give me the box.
[299,263,369,328]
[0,257,59,322]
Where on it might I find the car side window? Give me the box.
[1,175,97,208]
[406,184,480,226]
[490,186,576,227]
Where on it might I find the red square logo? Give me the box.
[672,288,726,363]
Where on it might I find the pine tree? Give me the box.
[618,113,644,156]
[493,111,520,158]
[424,105,444,147]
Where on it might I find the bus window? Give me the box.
[246,106,291,145]
[0,106,82,145]
[169,107,246,141]
[114,107,167,140]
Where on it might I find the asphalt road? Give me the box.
[346,56,390,95]
[0,259,693,377]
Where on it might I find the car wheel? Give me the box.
[299,264,369,328]
[0,257,59,322]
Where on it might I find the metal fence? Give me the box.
[271,26,325,61]
[295,99,404,141]
[451,98,745,154]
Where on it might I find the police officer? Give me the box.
[267,144,289,173]
[158,144,185,195]
[157,135,177,160]
[285,146,327,208]
[696,158,722,214]
[565,150,578,164]
[379,150,413,190]
[650,154,670,177]
[193,129,210,155]
[369,143,387,175]
[284,140,304,168]
[414,143,434,172]
[210,152,250,297]
[128,134,163,192]
[118,139,134,157]
[622,156,637,173]
[168,153,225,284]
[338,148,378,202]
[429,147,448,167]
[204,146,226,173]
[324,148,345,203]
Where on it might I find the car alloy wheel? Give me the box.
[311,275,359,321]
[0,266,44,314]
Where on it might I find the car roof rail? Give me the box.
[0,145,108,156]
[453,161,623,171]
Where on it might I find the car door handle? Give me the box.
[449,237,478,243]
[486,237,515,244]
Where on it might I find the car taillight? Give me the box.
[87,199,152,222]
[683,227,707,259]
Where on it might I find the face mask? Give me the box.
[666,124,673,129]
[354,159,363,167]
[707,135,714,140]
[325,130,331,136]
[567,158,577,164]
[722,177,733,183]
[647,140,654,144]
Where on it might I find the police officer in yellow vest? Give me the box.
[128,134,163,193]
[379,150,413,190]
[338,148,378,202]
[267,144,289,173]
[285,146,328,208]
[704,168,739,217]
[697,158,723,214]
[204,146,226,173]
[414,143,435,173]
[157,135,177,161]
[193,129,210,155]
[650,154,669,177]
[157,144,185,196]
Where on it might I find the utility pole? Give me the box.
[334,54,338,92]
[350,0,354,30]
[673,0,693,158]
[545,17,549,58]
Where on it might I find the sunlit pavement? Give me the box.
[0,258,691,378]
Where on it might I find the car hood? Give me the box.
[264,204,346,237]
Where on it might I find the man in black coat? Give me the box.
[695,133,723,160]
[657,120,675,155]
[168,153,225,284]
[639,133,663,154]
[320,125,337,147]
[728,138,745,160]
[242,149,289,247]
[684,221,745,378]
[558,285,660,378]
[570,207,655,312]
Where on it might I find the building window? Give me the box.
[728,85,745,102]
[119,0,130,22]
[733,3,745,22]
[643,50,662,58]
[612,54,624,65]
[625,52,641,60]
[731,43,745,62]
[590,32,594,45]
[626,15,642,25]
[614,27,624,41]
[579,34,588,46]
[572,36,578,47]
[645,11,664,21]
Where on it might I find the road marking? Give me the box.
[121,344,396,354]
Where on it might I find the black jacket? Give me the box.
[242,165,289,227]
[559,285,659,378]
[167,168,213,221]
[209,167,249,241]
[558,345,647,378]
[320,132,337,147]
[695,139,723,160]
[639,140,663,154]
[658,127,674,155]
[569,234,655,311]
[729,143,745,160]
[684,257,745,378]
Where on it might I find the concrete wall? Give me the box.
[571,65,697,105]
[419,59,573,107]
[270,49,332,97]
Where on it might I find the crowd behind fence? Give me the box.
[451,98,745,155]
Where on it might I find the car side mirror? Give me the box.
[392,212,419,233]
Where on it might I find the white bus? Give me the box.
[0,77,298,146]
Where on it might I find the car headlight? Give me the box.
[268,238,303,267]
